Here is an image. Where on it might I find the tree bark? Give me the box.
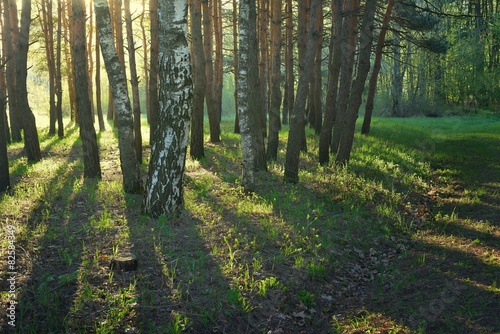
[266,0,282,161]
[72,0,101,178]
[331,0,358,157]
[124,0,143,164]
[233,0,240,133]
[203,0,221,143]
[189,0,206,160]
[95,32,105,131]
[3,0,21,142]
[56,0,64,137]
[362,0,394,134]
[149,0,159,144]
[258,0,269,138]
[318,0,342,165]
[335,0,377,165]
[143,0,193,217]
[140,0,149,122]
[64,0,77,123]
[238,0,267,192]
[95,0,141,193]
[282,0,293,125]
[0,68,8,192]
[17,0,41,163]
[284,0,321,184]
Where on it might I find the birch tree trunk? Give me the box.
[124,0,143,164]
[143,0,193,217]
[238,0,267,192]
[95,0,141,193]
[284,0,321,184]
[17,0,41,163]
[72,0,101,178]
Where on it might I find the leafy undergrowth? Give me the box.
[0,115,499,333]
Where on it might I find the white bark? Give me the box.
[143,0,193,217]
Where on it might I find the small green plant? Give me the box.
[297,289,315,307]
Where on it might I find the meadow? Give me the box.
[0,114,499,333]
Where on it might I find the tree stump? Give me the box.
[109,253,138,271]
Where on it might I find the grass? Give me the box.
[0,114,499,333]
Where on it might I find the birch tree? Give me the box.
[238,0,267,192]
[95,0,141,193]
[143,0,193,217]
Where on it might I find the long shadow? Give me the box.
[196,126,500,333]
[0,134,88,333]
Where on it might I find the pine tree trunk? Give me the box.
[203,0,220,143]
[64,0,78,123]
[258,0,269,138]
[232,0,240,133]
[283,0,293,125]
[213,0,223,129]
[72,0,101,178]
[17,0,41,163]
[335,0,377,165]
[361,0,394,135]
[95,0,141,193]
[318,0,342,165]
[149,0,159,144]
[3,0,21,142]
[284,0,321,184]
[140,0,149,123]
[87,0,95,117]
[266,0,282,161]
[41,0,57,136]
[124,0,143,164]
[189,0,206,160]
[143,0,193,218]
[56,0,64,137]
[331,0,358,156]
[238,0,267,192]
[0,80,9,192]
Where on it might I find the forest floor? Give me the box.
[0,115,499,333]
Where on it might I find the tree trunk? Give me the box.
[318,0,342,165]
[124,0,143,164]
[266,0,282,161]
[310,2,323,135]
[40,0,57,136]
[213,0,223,129]
[149,0,159,144]
[140,0,149,123]
[296,0,310,152]
[87,0,95,117]
[335,0,377,165]
[0,71,8,192]
[56,0,64,137]
[64,0,78,123]
[361,0,394,135]
[392,30,403,117]
[143,0,193,217]
[203,0,220,143]
[95,0,141,193]
[72,0,101,178]
[189,0,206,160]
[3,0,21,142]
[284,0,321,184]
[233,0,240,133]
[238,0,267,192]
[258,0,269,138]
[95,32,105,131]
[17,0,41,163]
[283,0,293,125]
[331,0,358,156]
